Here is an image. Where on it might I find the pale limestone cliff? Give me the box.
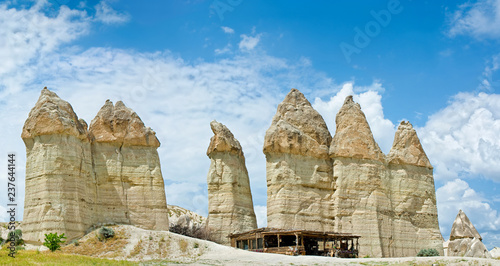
[207,121,257,245]
[22,88,168,243]
[448,210,491,258]
[264,89,335,231]
[22,88,95,243]
[89,100,168,231]
[386,121,442,256]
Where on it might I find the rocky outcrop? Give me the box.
[22,88,95,243]
[386,121,442,257]
[448,210,491,258]
[89,100,168,231]
[168,205,207,230]
[263,89,335,231]
[207,121,257,245]
[22,88,168,243]
[490,247,500,258]
[330,96,390,257]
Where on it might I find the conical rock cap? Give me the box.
[207,120,244,158]
[387,121,432,168]
[450,209,482,241]
[263,88,331,159]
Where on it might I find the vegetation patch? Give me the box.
[62,226,127,258]
[0,249,135,265]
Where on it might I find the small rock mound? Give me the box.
[448,210,491,258]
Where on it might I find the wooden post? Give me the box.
[277,234,280,248]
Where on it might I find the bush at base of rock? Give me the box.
[98,227,115,241]
[417,248,439,257]
[43,232,67,252]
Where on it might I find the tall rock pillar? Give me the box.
[89,100,169,231]
[206,120,257,245]
[22,88,95,243]
[386,121,443,256]
[331,96,391,257]
[264,88,335,231]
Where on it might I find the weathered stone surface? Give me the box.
[22,88,95,243]
[330,96,389,257]
[450,209,482,241]
[263,88,331,159]
[207,121,257,245]
[330,95,385,161]
[490,247,500,258]
[22,88,168,243]
[168,204,207,230]
[89,100,168,231]
[387,121,432,168]
[331,96,442,257]
[264,89,335,231]
[447,210,490,258]
[386,121,442,257]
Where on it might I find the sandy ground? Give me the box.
[9,225,500,265]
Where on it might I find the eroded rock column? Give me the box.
[386,121,443,256]
[89,100,169,231]
[264,88,335,231]
[206,120,257,245]
[331,96,391,257]
[22,88,95,243]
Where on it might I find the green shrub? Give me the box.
[43,232,67,252]
[194,242,199,248]
[98,227,115,240]
[417,248,439,257]
[7,229,23,246]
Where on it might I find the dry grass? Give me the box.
[0,249,135,265]
[179,239,188,253]
[129,239,142,258]
[62,226,128,258]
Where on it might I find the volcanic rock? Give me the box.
[448,210,491,258]
[263,89,335,231]
[207,121,257,245]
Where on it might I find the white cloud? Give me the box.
[0,205,6,222]
[254,205,267,228]
[239,34,261,51]
[419,92,500,181]
[221,26,234,34]
[94,1,130,25]
[436,179,500,248]
[214,44,232,55]
[448,0,500,39]
[478,54,500,91]
[313,82,396,154]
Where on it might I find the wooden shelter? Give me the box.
[229,228,360,257]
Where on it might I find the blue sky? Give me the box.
[1,0,500,250]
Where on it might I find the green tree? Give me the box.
[43,233,67,252]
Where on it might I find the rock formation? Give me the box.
[263,91,443,257]
[22,88,168,243]
[385,121,443,257]
[447,210,491,258]
[206,120,257,245]
[330,95,392,257]
[263,88,335,231]
[89,100,168,231]
[490,247,500,258]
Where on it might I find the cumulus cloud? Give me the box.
[221,26,234,34]
[419,92,500,181]
[94,1,130,24]
[239,34,261,51]
[313,82,396,153]
[448,0,500,39]
[436,178,500,248]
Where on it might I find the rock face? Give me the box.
[263,89,335,231]
[330,96,391,257]
[263,91,443,257]
[206,121,257,245]
[89,100,168,231]
[490,247,500,258]
[448,210,491,258]
[385,121,443,257]
[22,88,168,243]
